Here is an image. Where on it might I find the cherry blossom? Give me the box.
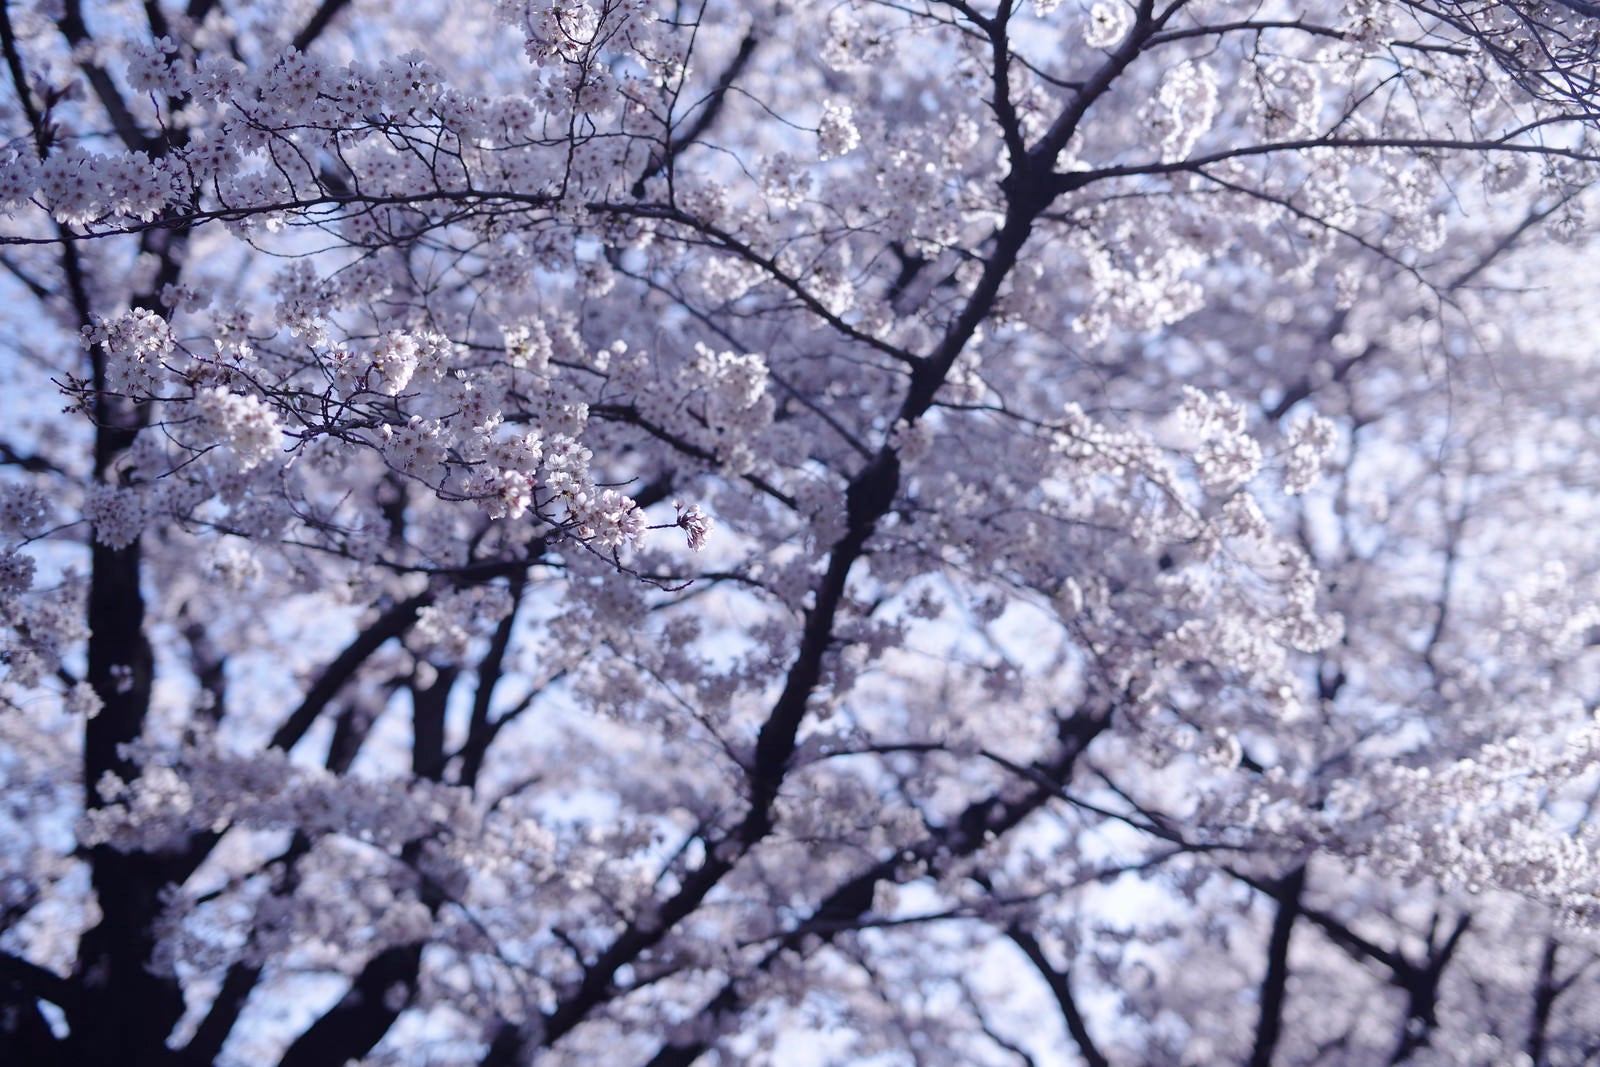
[3,1,1600,1065]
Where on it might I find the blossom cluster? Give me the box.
[3,0,1600,1063]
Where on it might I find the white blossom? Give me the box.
[191,387,284,470]
[4,3,1600,1064]
[817,100,860,161]
[1084,1,1133,48]
[83,484,146,550]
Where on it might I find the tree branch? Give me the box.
[1006,924,1110,1067]
[1248,865,1307,1067]
[291,0,354,53]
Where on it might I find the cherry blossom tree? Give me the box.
[3,0,1600,1064]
